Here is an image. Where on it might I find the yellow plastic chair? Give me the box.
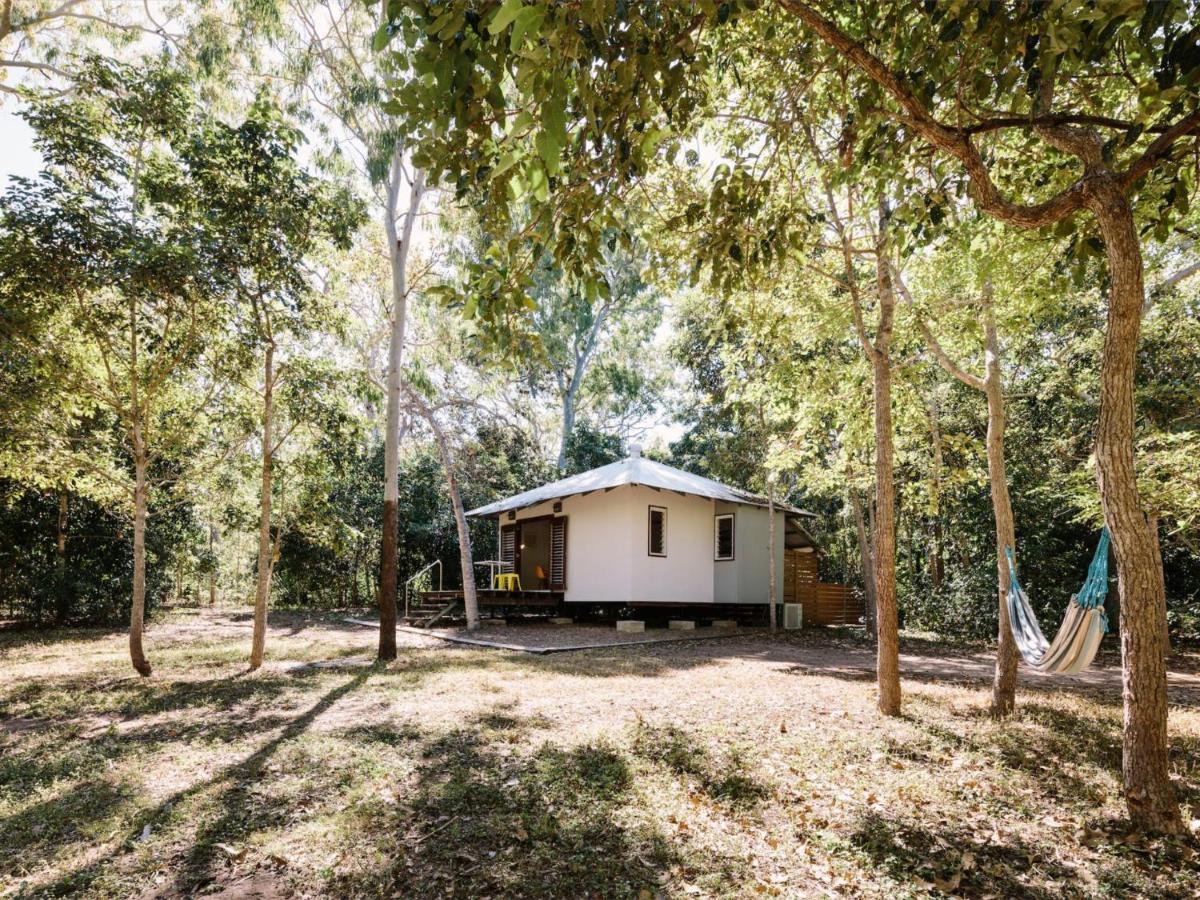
[493,573,522,591]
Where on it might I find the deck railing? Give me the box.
[403,560,442,619]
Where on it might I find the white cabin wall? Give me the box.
[510,491,635,604]
[736,506,787,604]
[500,489,789,606]
[712,503,787,604]
[713,500,739,603]
[626,486,714,604]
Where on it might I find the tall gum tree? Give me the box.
[184,104,359,669]
[893,247,1023,716]
[0,58,232,675]
[771,0,1197,832]
[287,0,430,660]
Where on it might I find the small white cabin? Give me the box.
[465,448,819,612]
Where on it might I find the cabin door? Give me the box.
[499,518,567,591]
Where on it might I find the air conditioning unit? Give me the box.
[783,603,803,630]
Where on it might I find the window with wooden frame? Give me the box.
[647,506,667,557]
[714,513,735,561]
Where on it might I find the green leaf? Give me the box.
[372,24,393,53]
[543,91,568,148]
[488,0,525,35]
[510,6,544,52]
[492,150,522,179]
[535,130,560,174]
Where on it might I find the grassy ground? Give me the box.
[1,610,1198,899]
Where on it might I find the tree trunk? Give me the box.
[249,341,275,671]
[923,393,945,591]
[850,492,877,631]
[350,541,361,608]
[174,553,185,606]
[428,413,479,630]
[1147,515,1169,652]
[982,308,1019,717]
[379,149,426,661]
[1088,183,1181,833]
[871,252,901,717]
[54,490,69,625]
[208,524,217,607]
[130,450,152,676]
[768,483,777,632]
[557,389,577,472]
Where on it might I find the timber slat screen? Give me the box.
[784,549,864,627]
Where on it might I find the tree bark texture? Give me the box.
[1088,181,1181,833]
[768,484,777,632]
[429,414,479,630]
[982,309,1020,717]
[130,451,151,677]
[557,389,577,472]
[379,150,426,661]
[250,340,275,671]
[871,251,901,717]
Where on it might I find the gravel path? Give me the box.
[338,614,1200,704]
[421,621,747,652]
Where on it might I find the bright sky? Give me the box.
[0,103,41,187]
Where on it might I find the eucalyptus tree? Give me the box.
[0,0,285,97]
[894,222,1065,715]
[402,380,480,630]
[773,0,1199,832]
[0,57,233,675]
[528,238,662,470]
[289,0,430,661]
[182,98,360,669]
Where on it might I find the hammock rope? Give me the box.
[1004,529,1110,675]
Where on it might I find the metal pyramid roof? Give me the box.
[466,451,814,518]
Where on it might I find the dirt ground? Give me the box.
[414,620,747,652]
[397,617,1200,702]
[2,609,1199,899]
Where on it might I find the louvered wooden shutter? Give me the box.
[550,518,567,590]
[499,525,516,573]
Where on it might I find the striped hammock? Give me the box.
[1004,530,1111,675]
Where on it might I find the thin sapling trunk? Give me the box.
[249,339,275,671]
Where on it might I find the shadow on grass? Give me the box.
[330,708,691,898]
[0,778,131,876]
[845,808,1078,899]
[2,668,301,725]
[900,696,1200,817]
[631,720,771,807]
[0,624,126,657]
[37,667,375,897]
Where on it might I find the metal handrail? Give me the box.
[403,559,443,619]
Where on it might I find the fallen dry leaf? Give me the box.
[214,843,246,862]
[933,869,962,893]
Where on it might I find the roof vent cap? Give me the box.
[629,444,642,459]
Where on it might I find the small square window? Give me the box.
[648,506,667,557]
[715,514,734,561]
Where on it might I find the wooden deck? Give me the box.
[418,589,563,607]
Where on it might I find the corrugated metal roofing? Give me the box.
[466,452,814,518]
